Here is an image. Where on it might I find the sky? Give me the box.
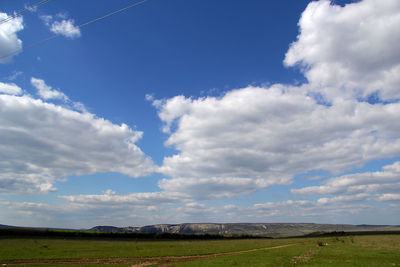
[0,0,399,229]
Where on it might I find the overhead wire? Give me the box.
[0,0,149,60]
[0,0,53,25]
[74,0,149,30]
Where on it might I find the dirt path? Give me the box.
[0,243,298,266]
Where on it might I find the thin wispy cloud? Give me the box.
[31,77,69,101]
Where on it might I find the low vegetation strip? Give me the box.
[2,227,400,242]
[0,227,266,240]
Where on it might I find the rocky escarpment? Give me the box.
[89,223,377,236]
[90,223,271,235]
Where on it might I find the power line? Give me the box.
[75,0,149,30]
[0,0,53,25]
[0,0,149,60]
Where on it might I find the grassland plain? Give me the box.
[174,235,400,266]
[0,235,399,266]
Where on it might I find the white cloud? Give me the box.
[158,177,271,199]
[0,12,23,63]
[147,0,400,201]
[50,19,81,39]
[317,194,370,205]
[31,77,88,112]
[250,199,375,222]
[40,15,53,26]
[0,82,22,95]
[284,0,400,101]
[56,12,68,20]
[0,92,155,194]
[40,14,81,39]
[152,86,400,199]
[2,193,395,227]
[254,200,311,210]
[292,161,400,197]
[72,101,88,113]
[31,77,69,101]
[186,202,205,208]
[24,3,39,13]
[379,194,400,201]
[3,0,399,226]
[60,190,184,207]
[6,71,23,81]
[151,95,192,133]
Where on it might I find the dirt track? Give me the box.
[0,243,297,266]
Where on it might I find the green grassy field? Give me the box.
[0,235,399,266]
[0,237,296,259]
[175,235,400,266]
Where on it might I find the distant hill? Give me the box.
[3,222,399,237]
[0,224,16,228]
[89,226,131,233]
[88,223,400,237]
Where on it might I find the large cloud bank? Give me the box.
[0,81,155,194]
[148,0,400,200]
[1,0,400,226]
[292,161,400,198]
[153,87,400,199]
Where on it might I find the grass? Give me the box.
[305,236,400,266]
[174,243,316,266]
[174,235,400,266]
[0,237,297,260]
[0,235,399,266]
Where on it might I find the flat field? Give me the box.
[0,235,399,266]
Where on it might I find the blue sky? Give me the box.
[1,0,400,228]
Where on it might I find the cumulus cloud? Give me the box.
[151,86,400,199]
[154,95,193,133]
[40,15,81,39]
[3,0,399,226]
[50,19,81,39]
[60,190,184,207]
[0,90,155,194]
[292,161,400,199]
[0,193,191,227]
[379,194,400,201]
[0,193,386,228]
[53,0,400,217]
[31,77,69,101]
[254,200,311,211]
[143,0,400,201]
[58,164,389,222]
[250,199,375,221]
[284,0,400,101]
[0,12,23,63]
[0,82,22,95]
[158,177,272,199]
[317,194,370,205]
